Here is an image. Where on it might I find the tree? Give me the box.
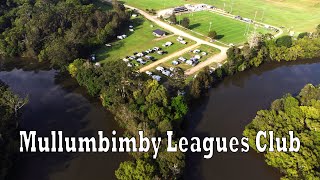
[115,159,156,180]
[0,0,130,67]
[145,80,168,107]
[168,67,185,90]
[243,84,320,180]
[208,30,217,39]
[248,32,263,48]
[316,24,320,33]
[276,35,293,48]
[297,32,309,39]
[181,17,190,28]
[171,95,188,120]
[0,88,28,117]
[0,81,26,179]
[190,78,201,99]
[168,13,177,24]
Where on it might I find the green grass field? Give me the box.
[159,44,220,70]
[177,11,270,44]
[121,0,320,32]
[95,17,194,65]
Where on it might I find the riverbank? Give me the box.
[184,58,320,179]
[0,60,129,180]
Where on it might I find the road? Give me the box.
[185,51,226,75]
[124,4,228,75]
[139,43,200,72]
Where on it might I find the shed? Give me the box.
[153,29,167,37]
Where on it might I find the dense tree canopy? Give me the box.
[0,0,129,67]
[221,26,320,77]
[244,84,320,180]
[68,59,188,179]
[0,81,26,179]
[276,35,293,48]
[181,17,190,28]
[208,30,217,39]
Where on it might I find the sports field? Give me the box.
[95,17,194,64]
[121,0,320,32]
[177,11,269,44]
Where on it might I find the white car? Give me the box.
[172,60,179,65]
[186,60,194,66]
[177,36,184,41]
[152,75,161,82]
[157,51,164,55]
[136,53,144,57]
[156,66,165,72]
[137,58,146,64]
[193,49,201,54]
[145,71,153,76]
[127,63,133,67]
[122,58,129,62]
[178,57,186,62]
[153,47,160,51]
[165,42,173,46]
[162,70,171,76]
[194,55,201,60]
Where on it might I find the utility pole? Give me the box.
[209,22,212,32]
[261,9,265,22]
[230,0,234,14]
[245,11,257,35]
[223,2,226,11]
[252,11,258,34]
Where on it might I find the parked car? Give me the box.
[153,47,160,51]
[172,60,179,65]
[162,70,171,76]
[152,75,161,81]
[156,66,165,71]
[145,71,153,76]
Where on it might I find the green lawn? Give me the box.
[177,11,270,44]
[120,0,320,32]
[159,44,220,71]
[95,17,195,66]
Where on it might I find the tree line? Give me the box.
[244,84,320,179]
[68,59,188,179]
[0,81,28,179]
[0,0,130,67]
[220,25,320,76]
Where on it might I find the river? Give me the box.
[0,58,319,180]
[185,59,320,179]
[0,58,129,180]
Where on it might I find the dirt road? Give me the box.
[125,4,229,74]
[139,43,200,72]
[185,50,227,76]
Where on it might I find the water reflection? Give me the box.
[0,59,129,180]
[185,59,320,180]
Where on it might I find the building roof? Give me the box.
[153,29,166,36]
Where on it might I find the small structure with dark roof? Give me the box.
[153,29,167,37]
[173,6,188,13]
